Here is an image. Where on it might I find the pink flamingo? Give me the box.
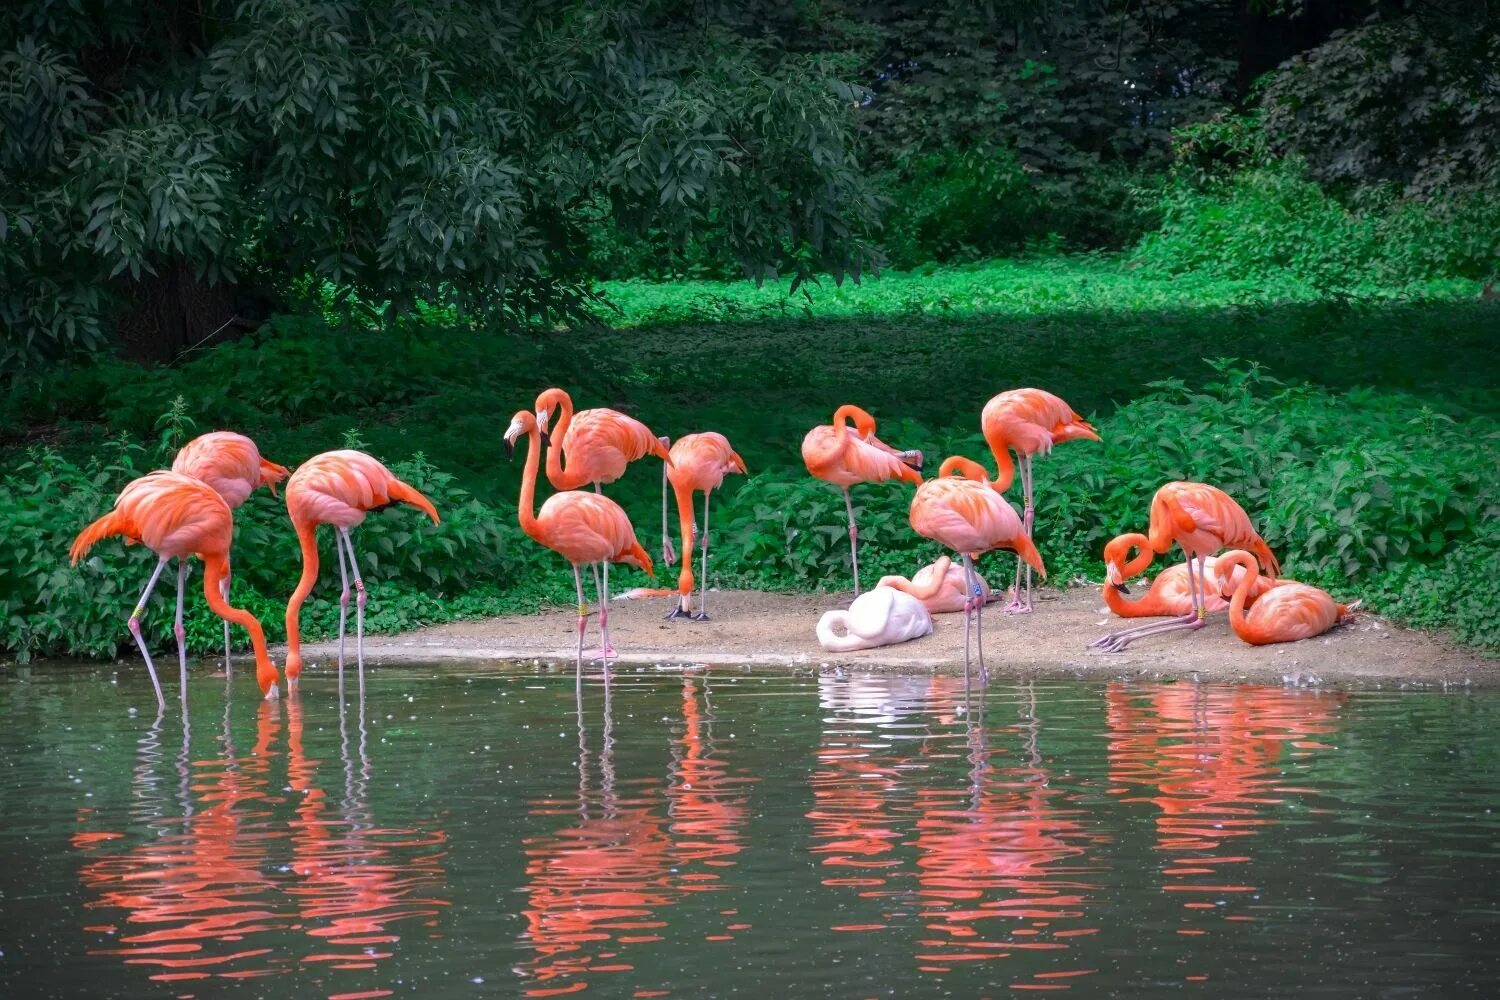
[1215,550,1356,645]
[981,388,1099,613]
[876,556,993,614]
[908,457,1045,685]
[802,404,923,597]
[660,432,746,620]
[70,471,282,706]
[171,431,289,672]
[505,409,654,668]
[283,451,441,689]
[1091,482,1280,652]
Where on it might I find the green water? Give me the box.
[2,664,1499,998]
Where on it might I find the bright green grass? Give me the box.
[4,256,1497,661]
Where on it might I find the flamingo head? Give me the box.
[533,387,569,436]
[504,409,542,458]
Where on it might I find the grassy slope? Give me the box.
[5,257,1498,657]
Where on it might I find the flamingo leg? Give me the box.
[661,460,676,567]
[599,560,617,667]
[127,556,170,710]
[1023,455,1035,610]
[1006,455,1036,614]
[962,554,989,686]
[339,527,367,679]
[335,524,350,674]
[573,564,587,685]
[221,567,232,676]
[692,489,712,621]
[174,559,189,704]
[1094,554,1208,653]
[844,487,861,598]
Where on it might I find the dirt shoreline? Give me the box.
[287,587,1497,689]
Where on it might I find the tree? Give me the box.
[0,0,881,366]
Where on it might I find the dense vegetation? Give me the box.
[2,1,1497,663]
[4,259,1496,663]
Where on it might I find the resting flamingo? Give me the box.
[1214,551,1355,645]
[908,457,1045,686]
[877,556,993,614]
[70,471,282,707]
[1099,539,1281,649]
[659,432,746,621]
[171,431,289,673]
[981,388,1099,613]
[505,409,654,668]
[816,586,933,652]
[283,451,441,689]
[1091,482,1280,652]
[802,404,923,597]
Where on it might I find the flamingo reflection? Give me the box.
[665,673,757,888]
[518,677,678,996]
[911,683,1103,986]
[1104,683,1344,918]
[74,679,449,992]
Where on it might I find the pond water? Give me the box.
[2,664,1499,998]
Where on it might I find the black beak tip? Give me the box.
[505,440,515,460]
[1118,582,1131,595]
[540,430,551,447]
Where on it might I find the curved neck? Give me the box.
[517,423,543,541]
[1111,534,1154,579]
[1222,553,1259,634]
[544,391,575,488]
[989,444,1016,492]
[832,404,875,438]
[283,518,321,672]
[203,554,280,695]
[1102,582,1142,617]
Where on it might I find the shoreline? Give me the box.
[284,587,1496,690]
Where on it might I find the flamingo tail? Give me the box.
[1010,534,1048,579]
[70,511,132,564]
[1249,536,1281,579]
[260,458,292,498]
[386,479,441,524]
[619,541,656,579]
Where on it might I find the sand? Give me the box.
[287,586,1496,689]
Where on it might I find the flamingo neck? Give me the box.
[517,424,543,541]
[1223,552,1260,638]
[989,444,1016,492]
[203,554,280,697]
[544,391,575,488]
[283,517,320,680]
[832,404,875,439]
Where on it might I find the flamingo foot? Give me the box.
[583,646,618,664]
[664,605,693,621]
[264,684,281,701]
[1003,600,1034,615]
[689,611,711,622]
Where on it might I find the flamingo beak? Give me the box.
[1106,561,1124,588]
[540,430,551,447]
[535,409,549,434]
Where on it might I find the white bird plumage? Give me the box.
[816,586,934,652]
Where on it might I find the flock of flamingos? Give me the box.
[69,386,1355,709]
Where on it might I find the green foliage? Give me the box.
[0,0,881,367]
[3,259,1498,660]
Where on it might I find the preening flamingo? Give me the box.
[816,586,933,652]
[505,410,654,668]
[1091,482,1280,652]
[659,432,746,620]
[980,388,1099,613]
[1214,550,1355,645]
[171,431,290,673]
[283,450,441,688]
[534,387,671,491]
[802,404,923,597]
[908,457,1045,685]
[70,471,282,706]
[877,556,993,614]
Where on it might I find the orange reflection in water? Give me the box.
[911,683,1105,989]
[73,682,448,992]
[807,677,1107,991]
[1105,683,1344,917]
[518,674,753,997]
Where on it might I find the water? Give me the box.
[3,665,1500,998]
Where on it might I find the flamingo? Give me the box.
[70,470,282,707]
[908,457,1045,686]
[802,404,923,597]
[534,387,671,491]
[816,586,934,652]
[877,556,993,614]
[980,388,1099,613]
[283,450,441,689]
[658,432,746,621]
[504,409,654,668]
[171,431,290,673]
[1091,482,1280,653]
[1096,534,1285,650]
[1214,550,1355,645]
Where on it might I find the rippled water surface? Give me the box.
[3,664,1500,998]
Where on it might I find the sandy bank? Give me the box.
[286,587,1496,689]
